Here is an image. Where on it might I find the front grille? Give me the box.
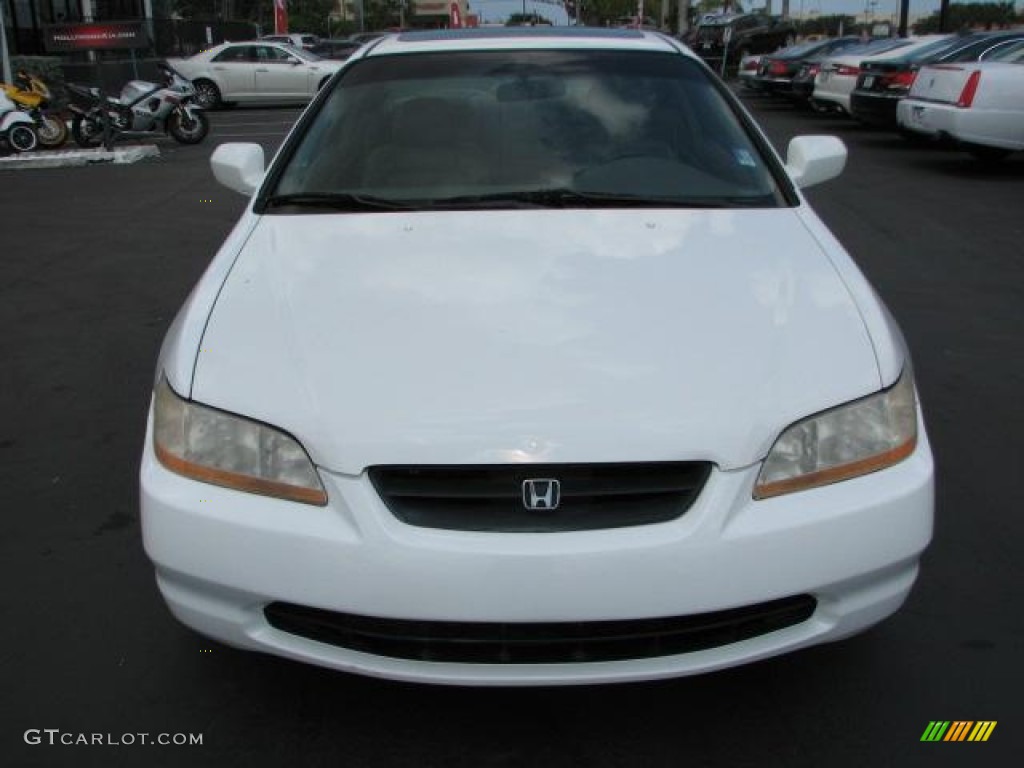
[368,462,711,532]
[264,596,817,664]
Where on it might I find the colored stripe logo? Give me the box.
[921,721,997,742]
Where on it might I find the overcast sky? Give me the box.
[468,0,1016,24]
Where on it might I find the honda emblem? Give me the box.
[522,479,560,511]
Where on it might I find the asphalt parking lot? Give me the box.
[1,98,1021,767]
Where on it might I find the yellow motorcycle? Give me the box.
[1,72,69,149]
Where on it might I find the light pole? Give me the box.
[1,0,13,86]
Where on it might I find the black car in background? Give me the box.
[692,14,796,68]
[754,37,864,94]
[850,30,1024,128]
[789,37,914,104]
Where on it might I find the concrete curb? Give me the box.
[0,145,161,170]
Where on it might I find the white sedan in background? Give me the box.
[812,36,947,114]
[898,40,1024,159]
[168,41,346,108]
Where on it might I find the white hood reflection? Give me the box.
[193,208,879,474]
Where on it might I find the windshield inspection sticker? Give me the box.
[733,149,757,168]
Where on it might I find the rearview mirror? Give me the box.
[211,143,265,196]
[785,135,846,189]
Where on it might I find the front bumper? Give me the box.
[141,414,934,686]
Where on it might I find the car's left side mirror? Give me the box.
[785,135,847,189]
[211,143,265,196]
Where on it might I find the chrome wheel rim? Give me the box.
[196,83,218,108]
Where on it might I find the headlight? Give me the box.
[754,368,918,499]
[152,376,327,505]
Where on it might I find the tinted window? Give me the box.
[271,50,785,209]
[257,46,293,62]
[212,46,252,63]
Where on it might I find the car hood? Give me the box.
[192,209,880,474]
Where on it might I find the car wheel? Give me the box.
[193,80,222,110]
[317,77,331,92]
[965,144,1011,162]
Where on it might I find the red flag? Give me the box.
[274,0,288,35]
[449,2,463,28]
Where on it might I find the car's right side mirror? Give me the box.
[211,143,265,196]
[785,136,847,189]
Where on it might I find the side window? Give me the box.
[253,46,286,63]
[266,46,295,63]
[212,46,246,63]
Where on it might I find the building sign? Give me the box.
[43,21,149,53]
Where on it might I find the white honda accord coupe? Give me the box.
[141,28,934,686]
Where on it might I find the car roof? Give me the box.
[364,27,688,57]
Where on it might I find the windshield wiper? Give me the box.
[427,188,753,209]
[262,193,413,212]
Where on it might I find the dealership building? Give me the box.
[2,1,472,57]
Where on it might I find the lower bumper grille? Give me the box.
[264,595,817,664]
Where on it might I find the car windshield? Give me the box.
[269,50,784,211]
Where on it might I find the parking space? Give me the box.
[1,93,1020,766]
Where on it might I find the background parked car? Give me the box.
[311,38,363,61]
[349,31,388,45]
[790,37,913,104]
[812,36,948,114]
[692,14,797,69]
[851,30,1024,129]
[754,37,864,95]
[168,42,345,108]
[261,33,320,50]
[897,40,1024,160]
[737,53,765,90]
